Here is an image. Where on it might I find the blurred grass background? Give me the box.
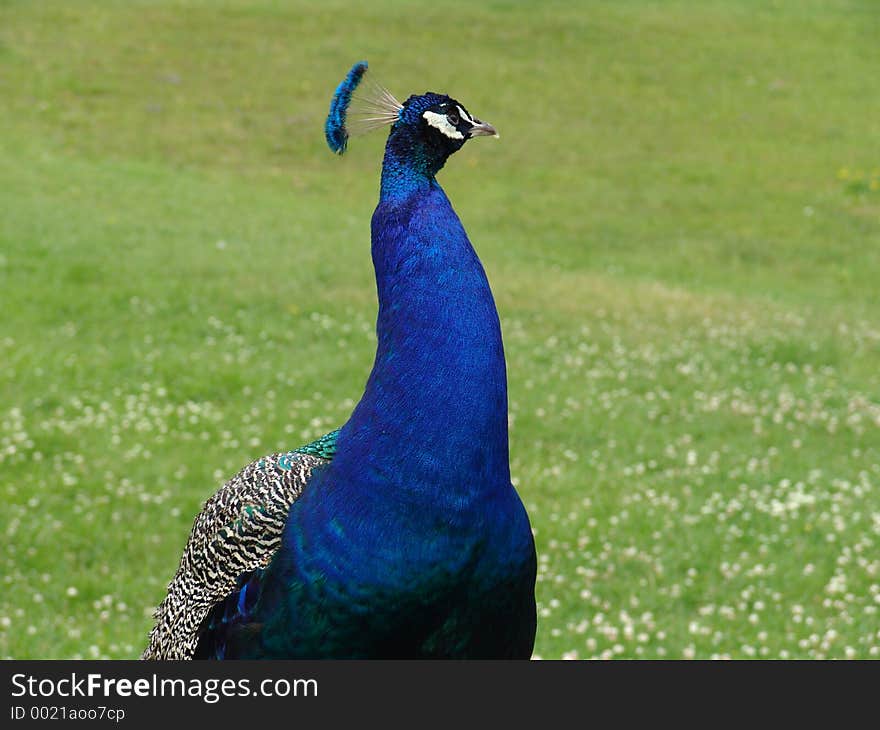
[1,0,878,659]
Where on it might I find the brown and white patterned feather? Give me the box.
[142,451,327,660]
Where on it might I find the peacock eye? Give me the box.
[446,109,460,126]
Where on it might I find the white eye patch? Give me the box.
[422,110,464,140]
[456,105,474,125]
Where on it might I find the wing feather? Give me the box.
[142,439,334,660]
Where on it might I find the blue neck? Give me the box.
[379,126,452,200]
[337,148,510,507]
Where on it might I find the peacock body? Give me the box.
[143,62,536,659]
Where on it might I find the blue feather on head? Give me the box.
[325,61,369,154]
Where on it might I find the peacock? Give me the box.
[142,61,537,659]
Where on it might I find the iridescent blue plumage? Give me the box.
[192,63,535,659]
[324,60,368,154]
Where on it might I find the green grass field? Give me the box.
[1,0,879,659]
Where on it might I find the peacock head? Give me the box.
[394,92,497,157]
[325,61,497,175]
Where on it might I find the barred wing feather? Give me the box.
[142,434,337,660]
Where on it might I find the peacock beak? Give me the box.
[468,120,499,139]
